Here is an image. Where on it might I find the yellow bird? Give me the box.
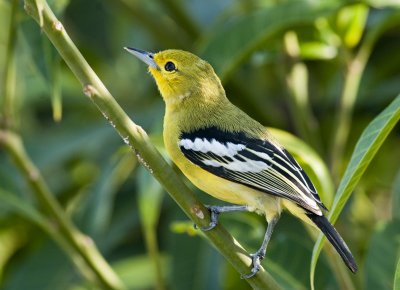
[125,47,357,278]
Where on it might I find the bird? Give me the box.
[124,47,358,278]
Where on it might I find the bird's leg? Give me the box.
[195,205,249,231]
[241,215,280,279]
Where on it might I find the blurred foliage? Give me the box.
[1,0,400,289]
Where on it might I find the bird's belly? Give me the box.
[163,124,281,221]
[183,163,282,221]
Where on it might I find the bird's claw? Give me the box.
[240,252,264,279]
[193,220,217,231]
[193,205,219,231]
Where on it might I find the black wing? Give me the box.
[179,126,326,214]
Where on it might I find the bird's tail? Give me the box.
[307,213,358,273]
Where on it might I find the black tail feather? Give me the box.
[307,213,358,273]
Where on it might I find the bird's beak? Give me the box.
[124,47,159,70]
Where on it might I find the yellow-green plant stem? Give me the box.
[0,130,125,290]
[143,227,165,290]
[1,0,18,129]
[23,0,281,288]
[330,55,366,178]
[283,31,322,152]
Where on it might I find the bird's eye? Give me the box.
[164,61,176,72]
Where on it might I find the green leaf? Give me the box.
[392,170,400,290]
[336,4,368,48]
[51,56,62,122]
[310,94,400,289]
[20,17,67,122]
[269,128,334,207]
[112,255,170,289]
[299,42,337,60]
[0,225,24,282]
[81,148,136,238]
[392,170,400,221]
[2,238,76,290]
[394,256,400,290]
[35,0,45,27]
[200,0,343,80]
[267,214,320,290]
[48,0,70,14]
[137,166,164,229]
[364,222,400,290]
[0,188,48,228]
[365,0,400,8]
[266,258,308,290]
[137,166,165,289]
[42,38,63,122]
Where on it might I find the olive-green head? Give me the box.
[125,48,226,109]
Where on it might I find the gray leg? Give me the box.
[241,215,280,279]
[195,205,249,231]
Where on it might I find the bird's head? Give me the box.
[125,48,226,108]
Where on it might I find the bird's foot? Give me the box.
[194,205,219,231]
[240,251,264,279]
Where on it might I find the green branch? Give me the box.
[0,130,125,290]
[1,0,18,129]
[23,0,281,288]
